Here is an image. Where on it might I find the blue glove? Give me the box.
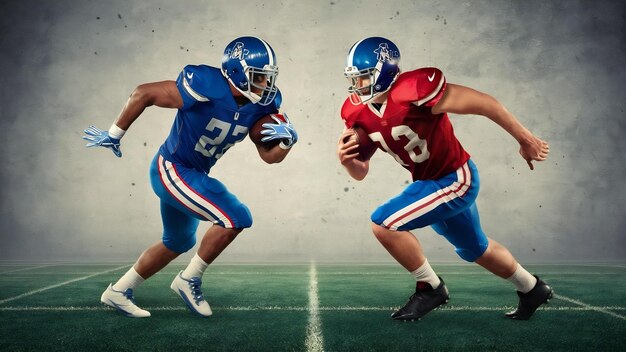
[83,125,122,157]
[260,113,298,147]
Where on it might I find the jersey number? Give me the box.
[195,117,248,159]
[368,125,430,166]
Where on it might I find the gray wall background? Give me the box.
[0,0,624,263]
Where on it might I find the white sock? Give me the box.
[506,263,537,293]
[182,253,209,279]
[112,266,145,291]
[410,259,441,289]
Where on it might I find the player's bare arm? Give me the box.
[432,83,549,170]
[114,80,183,130]
[83,81,184,157]
[337,129,369,180]
[255,143,290,164]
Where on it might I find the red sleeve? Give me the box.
[392,68,447,107]
[416,67,446,107]
[340,97,358,128]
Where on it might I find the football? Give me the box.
[249,113,287,148]
[345,125,377,161]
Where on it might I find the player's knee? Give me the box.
[229,204,253,229]
[371,223,401,247]
[229,227,244,236]
[371,222,391,239]
[162,232,197,254]
[454,242,489,262]
[370,207,388,227]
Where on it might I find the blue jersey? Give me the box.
[158,65,281,173]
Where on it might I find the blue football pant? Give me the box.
[149,153,252,253]
[371,160,489,262]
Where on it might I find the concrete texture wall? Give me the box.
[0,0,624,263]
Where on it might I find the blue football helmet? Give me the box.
[221,36,279,106]
[345,37,401,104]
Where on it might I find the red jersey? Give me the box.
[341,67,470,181]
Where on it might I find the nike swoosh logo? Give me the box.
[428,72,436,82]
[178,289,199,309]
[186,72,194,80]
[107,299,132,315]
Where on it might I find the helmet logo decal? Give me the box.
[373,43,398,63]
[226,42,249,60]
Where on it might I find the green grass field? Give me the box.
[0,263,624,351]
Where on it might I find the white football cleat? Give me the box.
[100,283,151,318]
[170,271,213,317]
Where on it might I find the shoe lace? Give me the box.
[405,282,433,305]
[187,277,205,304]
[122,288,136,303]
[404,291,426,306]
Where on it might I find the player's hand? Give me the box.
[82,125,122,157]
[261,113,298,147]
[337,129,360,165]
[519,135,549,170]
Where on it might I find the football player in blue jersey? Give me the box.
[83,36,297,318]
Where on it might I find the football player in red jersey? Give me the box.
[337,37,553,321]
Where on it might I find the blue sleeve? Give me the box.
[273,88,282,110]
[176,65,211,110]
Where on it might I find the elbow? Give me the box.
[480,93,507,117]
[342,160,369,181]
[352,170,368,181]
[263,158,279,164]
[347,167,368,181]
[131,84,156,107]
[352,174,366,181]
[273,155,287,164]
[261,154,286,164]
[259,145,290,164]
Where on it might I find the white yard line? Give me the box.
[0,264,57,274]
[305,262,325,352]
[0,262,130,266]
[0,262,623,268]
[554,294,626,321]
[532,263,626,269]
[0,264,129,305]
[0,305,624,312]
[6,271,625,277]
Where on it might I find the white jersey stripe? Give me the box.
[158,156,234,227]
[386,162,471,228]
[163,158,234,228]
[347,38,366,66]
[182,75,209,102]
[383,165,459,230]
[158,156,216,222]
[254,36,275,67]
[393,162,471,227]
[415,75,445,106]
[384,162,471,230]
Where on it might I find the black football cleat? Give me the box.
[505,275,553,320]
[391,277,449,321]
